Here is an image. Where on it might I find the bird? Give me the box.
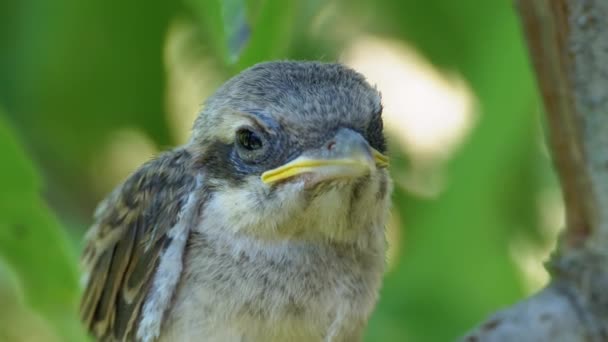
[79,60,393,342]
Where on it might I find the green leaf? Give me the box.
[187,0,294,69]
[0,112,86,341]
[235,0,295,69]
[223,0,249,63]
[187,0,228,62]
[187,0,250,64]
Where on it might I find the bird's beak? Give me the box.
[261,128,389,185]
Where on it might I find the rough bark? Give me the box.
[461,0,608,341]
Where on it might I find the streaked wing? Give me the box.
[80,148,200,341]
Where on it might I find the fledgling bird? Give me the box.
[80,61,393,342]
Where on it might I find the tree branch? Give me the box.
[461,0,608,340]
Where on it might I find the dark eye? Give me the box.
[236,128,263,151]
[234,126,270,163]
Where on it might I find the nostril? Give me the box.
[326,141,336,151]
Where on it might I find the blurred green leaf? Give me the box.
[235,0,295,70]
[223,0,249,63]
[186,0,231,62]
[0,112,86,341]
[0,262,62,342]
[188,0,294,70]
[1,0,176,219]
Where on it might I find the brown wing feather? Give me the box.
[80,148,198,341]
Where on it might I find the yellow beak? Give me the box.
[261,128,389,185]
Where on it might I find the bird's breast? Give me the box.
[158,230,385,342]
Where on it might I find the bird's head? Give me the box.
[189,61,392,245]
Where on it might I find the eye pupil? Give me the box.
[237,129,263,151]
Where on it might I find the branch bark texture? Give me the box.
[461,0,608,341]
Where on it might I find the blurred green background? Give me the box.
[0,0,563,341]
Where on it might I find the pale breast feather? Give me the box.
[80,148,201,342]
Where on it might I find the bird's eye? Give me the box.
[236,128,263,151]
[234,126,270,163]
